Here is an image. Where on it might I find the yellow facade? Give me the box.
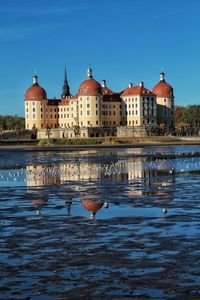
[156,96,174,126]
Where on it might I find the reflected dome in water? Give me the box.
[82,196,103,219]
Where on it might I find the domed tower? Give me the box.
[25,74,47,130]
[152,71,174,127]
[77,67,103,128]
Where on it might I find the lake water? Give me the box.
[0,145,200,299]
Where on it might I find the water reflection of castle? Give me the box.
[26,157,175,195]
[26,155,175,218]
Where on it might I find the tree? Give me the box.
[45,125,52,143]
[31,125,38,139]
[15,125,20,143]
[175,106,186,126]
[0,115,25,130]
[74,125,80,138]
[183,105,200,127]
[0,125,3,140]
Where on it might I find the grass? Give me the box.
[37,136,183,146]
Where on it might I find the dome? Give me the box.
[152,81,174,98]
[78,79,102,96]
[152,72,174,98]
[25,75,47,100]
[78,66,102,96]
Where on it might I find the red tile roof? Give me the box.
[121,85,155,97]
[102,86,114,95]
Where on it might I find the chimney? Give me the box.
[140,81,144,87]
[128,82,133,88]
[101,79,106,88]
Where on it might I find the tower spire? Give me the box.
[160,69,165,82]
[87,65,93,79]
[64,66,67,83]
[33,73,38,84]
[61,66,70,98]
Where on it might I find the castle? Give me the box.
[24,67,174,138]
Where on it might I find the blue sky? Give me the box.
[0,0,200,116]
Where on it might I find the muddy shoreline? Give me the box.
[0,141,200,152]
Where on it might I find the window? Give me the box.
[87,103,90,108]
[87,110,90,116]
[26,114,28,119]
[96,110,98,115]
[87,121,90,125]
[96,120,98,125]
[26,108,28,112]
[41,114,43,119]
[32,114,35,119]
[33,108,35,112]
[32,102,35,106]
